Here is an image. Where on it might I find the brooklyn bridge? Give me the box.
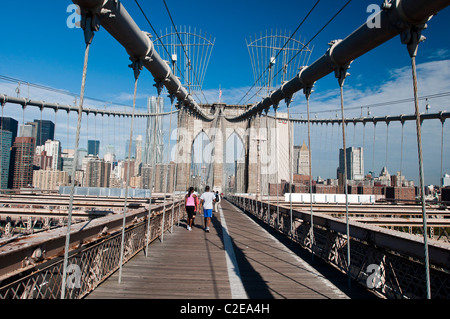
[0,0,449,302]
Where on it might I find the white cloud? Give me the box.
[428,48,450,60]
[113,91,149,104]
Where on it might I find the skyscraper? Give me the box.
[0,117,18,188]
[141,164,153,189]
[337,147,364,181]
[84,155,110,187]
[135,135,142,176]
[11,137,35,189]
[61,149,75,179]
[125,139,136,158]
[44,139,62,170]
[88,140,100,156]
[0,130,12,189]
[34,149,52,170]
[293,141,310,175]
[0,117,18,141]
[144,96,164,165]
[20,123,36,138]
[33,119,55,146]
[76,148,88,170]
[33,169,69,190]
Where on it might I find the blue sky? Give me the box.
[0,1,447,106]
[0,1,449,185]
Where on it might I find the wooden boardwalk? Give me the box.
[86,200,376,299]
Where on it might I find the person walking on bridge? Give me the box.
[200,185,215,233]
[214,191,221,213]
[185,187,198,231]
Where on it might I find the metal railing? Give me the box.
[228,195,450,299]
[0,198,184,299]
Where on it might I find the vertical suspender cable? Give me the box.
[167,64,177,235]
[54,108,58,167]
[61,16,96,297]
[19,106,25,188]
[440,118,445,188]
[170,101,176,233]
[172,103,181,229]
[362,122,366,168]
[118,58,142,284]
[324,122,329,180]
[259,115,262,205]
[412,55,431,299]
[287,103,293,241]
[94,112,97,150]
[406,29,431,298]
[399,120,405,201]
[145,100,159,257]
[86,112,89,151]
[101,112,104,158]
[372,123,376,178]
[337,65,351,289]
[385,122,390,172]
[274,108,280,228]
[328,123,334,179]
[0,103,4,189]
[305,87,315,260]
[352,122,356,146]
[265,111,270,225]
[161,98,174,242]
[39,107,43,148]
[171,114,177,229]
[67,111,70,156]
[144,124,153,256]
[184,109,189,194]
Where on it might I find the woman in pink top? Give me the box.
[185,187,198,231]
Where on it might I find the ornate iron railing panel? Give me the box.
[228,196,450,299]
[0,200,184,299]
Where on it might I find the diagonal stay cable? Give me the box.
[162,0,209,105]
[133,0,187,85]
[271,0,353,86]
[135,0,211,108]
[238,0,321,105]
[244,0,353,105]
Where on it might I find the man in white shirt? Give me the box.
[200,185,216,232]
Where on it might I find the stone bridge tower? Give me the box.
[174,103,290,194]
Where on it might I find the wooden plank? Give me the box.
[86,200,377,299]
[87,210,231,299]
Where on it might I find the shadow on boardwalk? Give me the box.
[221,200,378,299]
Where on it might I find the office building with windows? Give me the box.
[88,140,100,156]
[337,147,364,181]
[11,137,36,189]
[0,130,12,189]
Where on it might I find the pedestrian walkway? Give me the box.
[86,200,375,299]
